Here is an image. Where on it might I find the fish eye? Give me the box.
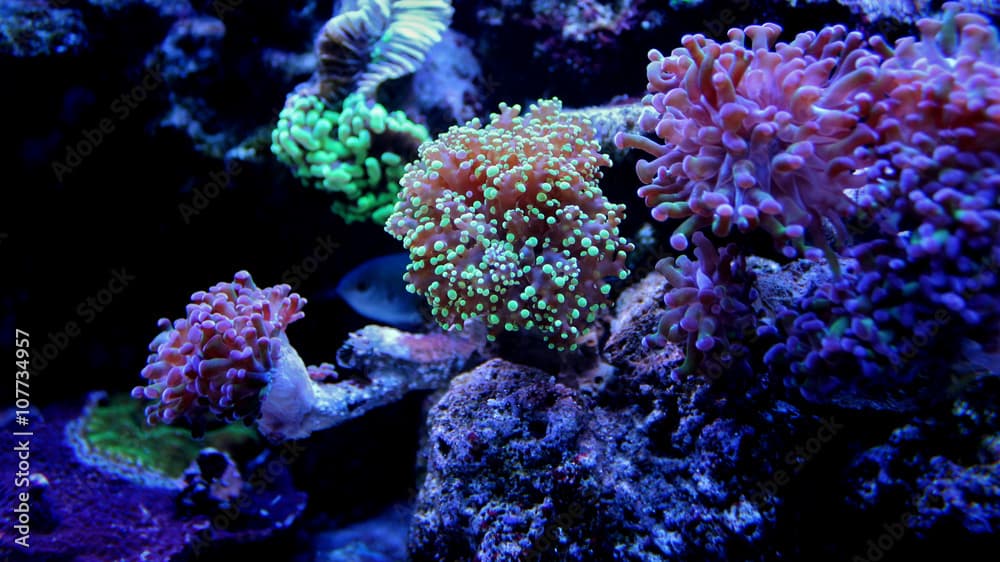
[357,281,369,292]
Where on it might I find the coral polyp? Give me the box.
[616,23,881,259]
[860,3,1000,323]
[647,231,758,377]
[16,0,1000,558]
[385,98,633,349]
[765,3,1000,407]
[271,91,428,224]
[131,271,306,429]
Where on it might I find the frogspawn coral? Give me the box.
[764,258,977,410]
[131,272,482,441]
[385,98,633,349]
[131,271,305,429]
[646,231,759,377]
[766,4,1000,408]
[615,22,881,259]
[859,2,1000,325]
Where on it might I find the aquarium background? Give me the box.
[4,0,1000,560]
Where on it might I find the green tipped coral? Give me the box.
[385,99,633,349]
[272,0,450,222]
[272,90,428,224]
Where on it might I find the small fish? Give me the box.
[332,253,425,328]
[946,338,1000,397]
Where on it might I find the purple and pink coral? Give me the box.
[131,271,306,428]
[616,23,882,259]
